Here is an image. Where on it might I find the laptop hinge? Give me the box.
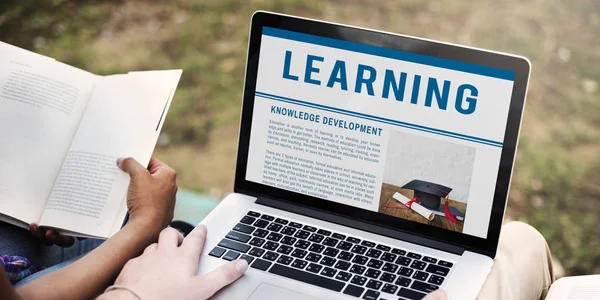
[255,196,465,256]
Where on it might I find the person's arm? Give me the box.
[14,157,177,300]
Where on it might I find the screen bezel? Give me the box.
[234,11,530,257]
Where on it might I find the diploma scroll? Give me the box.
[392,192,435,221]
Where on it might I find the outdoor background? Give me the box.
[1,0,598,276]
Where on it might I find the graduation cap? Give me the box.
[402,179,452,210]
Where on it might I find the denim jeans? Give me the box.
[0,221,103,287]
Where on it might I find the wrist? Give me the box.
[125,213,167,240]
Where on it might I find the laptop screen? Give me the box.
[245,26,515,239]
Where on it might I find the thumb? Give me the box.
[423,289,448,300]
[197,259,248,298]
[117,157,148,181]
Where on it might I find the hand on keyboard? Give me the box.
[423,289,447,300]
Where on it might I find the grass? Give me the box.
[1,0,598,275]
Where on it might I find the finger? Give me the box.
[147,156,167,174]
[181,224,207,258]
[158,227,184,248]
[423,289,448,300]
[117,157,149,182]
[45,230,75,247]
[29,223,42,238]
[144,243,158,254]
[197,259,248,298]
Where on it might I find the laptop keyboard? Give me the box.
[208,211,454,300]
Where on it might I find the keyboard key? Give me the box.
[343,285,365,297]
[380,272,396,283]
[277,255,293,265]
[320,267,337,277]
[308,234,324,243]
[407,252,422,260]
[346,236,361,244]
[413,271,429,281]
[335,271,352,282]
[428,274,445,285]
[321,256,337,266]
[334,261,351,271]
[365,249,382,259]
[337,241,353,251]
[423,256,437,264]
[380,252,397,263]
[276,245,293,255]
[396,256,412,266]
[398,267,414,277]
[351,245,368,255]
[350,264,366,275]
[269,264,345,292]
[266,223,283,232]
[306,263,323,273]
[240,215,256,225]
[251,258,272,271]
[438,260,453,268]
[351,275,368,286]
[263,251,279,261]
[392,248,407,256]
[324,247,340,257]
[376,244,391,252]
[323,237,339,247]
[254,219,269,228]
[367,259,383,269]
[338,251,354,261]
[352,255,369,265]
[305,253,322,263]
[426,264,450,276]
[332,233,346,240]
[317,229,331,236]
[263,241,279,251]
[410,260,427,270]
[222,250,239,261]
[249,247,265,257]
[252,229,269,238]
[362,289,380,300]
[218,239,250,253]
[280,236,297,245]
[247,211,261,217]
[291,259,308,269]
[294,230,311,239]
[382,263,398,273]
[397,287,427,300]
[303,225,317,232]
[240,254,254,264]
[361,240,376,248]
[274,218,289,225]
[291,249,307,259]
[395,276,411,287]
[294,240,311,249]
[308,244,325,253]
[366,279,382,290]
[249,237,265,247]
[260,214,274,221]
[381,283,398,294]
[281,226,297,236]
[233,223,255,234]
[208,247,226,258]
[266,232,283,242]
[289,222,303,228]
[411,280,439,293]
[364,268,381,279]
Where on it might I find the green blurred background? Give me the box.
[1,0,598,276]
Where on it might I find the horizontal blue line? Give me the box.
[256,91,503,148]
[262,27,515,81]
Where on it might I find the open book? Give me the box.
[545,275,600,300]
[0,42,182,239]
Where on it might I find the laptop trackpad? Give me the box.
[247,283,321,300]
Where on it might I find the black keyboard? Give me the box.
[209,211,455,300]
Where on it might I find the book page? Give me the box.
[39,70,182,238]
[0,43,97,225]
[545,275,600,300]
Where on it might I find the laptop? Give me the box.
[196,11,530,300]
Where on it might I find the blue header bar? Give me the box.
[262,27,515,81]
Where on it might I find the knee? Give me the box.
[501,221,548,255]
